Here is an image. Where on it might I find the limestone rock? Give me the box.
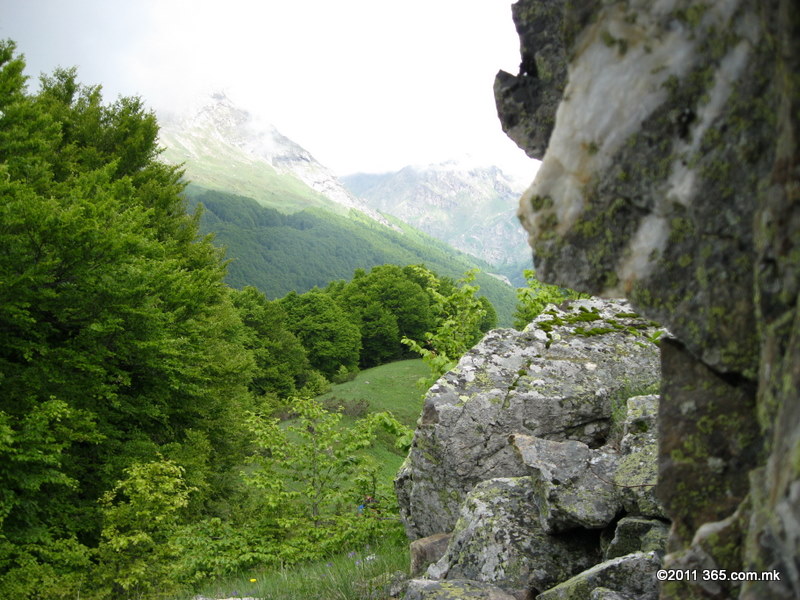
[511,434,621,533]
[404,578,517,600]
[535,552,661,600]
[411,533,451,576]
[396,298,661,539]
[493,0,569,160]
[427,477,599,594]
[615,395,664,519]
[506,0,766,377]
[657,338,761,545]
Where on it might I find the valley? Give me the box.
[158,93,532,324]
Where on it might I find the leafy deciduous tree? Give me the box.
[513,269,588,329]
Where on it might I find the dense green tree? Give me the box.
[231,286,311,399]
[357,302,401,367]
[279,290,361,377]
[401,268,489,386]
[331,264,435,366]
[478,296,499,333]
[0,41,255,596]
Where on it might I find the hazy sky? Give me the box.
[1,0,538,179]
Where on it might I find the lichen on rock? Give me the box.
[494,0,800,597]
[425,476,600,595]
[395,298,661,540]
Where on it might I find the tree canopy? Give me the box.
[0,40,503,598]
[0,40,255,597]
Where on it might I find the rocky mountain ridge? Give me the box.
[158,93,393,227]
[343,162,532,279]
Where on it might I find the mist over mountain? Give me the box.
[158,92,392,226]
[342,161,532,285]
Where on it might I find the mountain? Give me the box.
[158,92,392,226]
[181,183,511,305]
[157,95,520,324]
[342,160,533,285]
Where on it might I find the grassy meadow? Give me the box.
[175,359,428,600]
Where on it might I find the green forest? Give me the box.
[183,184,520,326]
[0,41,538,599]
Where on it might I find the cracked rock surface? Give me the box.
[396,298,661,539]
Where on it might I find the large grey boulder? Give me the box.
[511,434,621,533]
[396,298,661,539]
[535,552,661,600]
[426,477,599,595]
[423,397,667,597]
[497,1,800,596]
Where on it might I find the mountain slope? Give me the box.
[185,184,518,326]
[159,93,391,226]
[342,162,532,285]
[158,94,519,324]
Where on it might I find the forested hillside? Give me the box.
[184,184,519,325]
[0,42,510,599]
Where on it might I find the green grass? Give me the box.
[318,359,428,483]
[319,359,429,427]
[178,532,410,600]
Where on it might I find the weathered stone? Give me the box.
[509,0,767,378]
[498,1,800,595]
[411,533,452,576]
[535,552,661,600]
[494,0,569,160]
[396,298,661,539]
[363,570,410,599]
[661,509,746,600]
[404,578,517,600]
[511,434,621,533]
[588,589,631,600]
[604,517,669,560]
[428,477,600,595]
[741,468,800,599]
[657,338,761,548]
[615,395,664,519]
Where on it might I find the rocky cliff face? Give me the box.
[495,1,799,598]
